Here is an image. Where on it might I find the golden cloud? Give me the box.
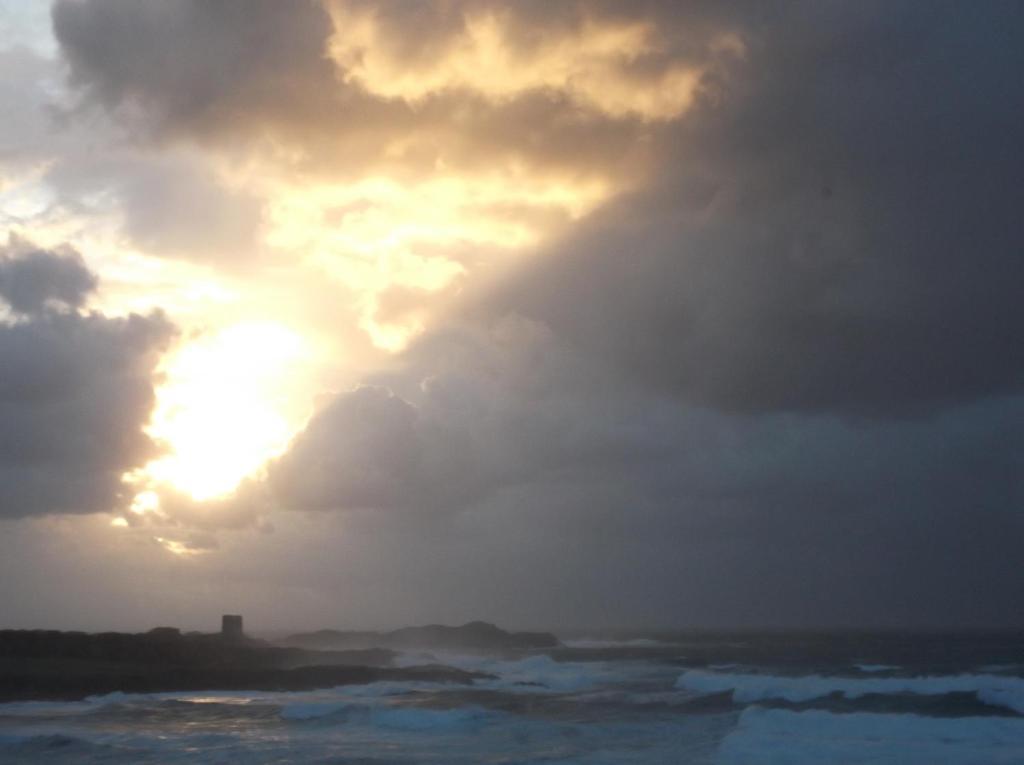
[326,2,712,121]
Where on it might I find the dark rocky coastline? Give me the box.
[0,627,489,702]
[280,620,560,653]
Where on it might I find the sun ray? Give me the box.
[139,321,311,502]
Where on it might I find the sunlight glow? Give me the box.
[129,489,161,515]
[140,321,310,501]
[326,4,702,120]
[155,537,204,557]
[262,174,609,350]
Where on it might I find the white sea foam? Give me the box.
[83,689,267,706]
[0,699,106,718]
[279,700,354,720]
[979,689,1024,715]
[0,691,230,719]
[397,651,626,694]
[368,705,494,732]
[478,655,620,692]
[855,663,900,673]
[13,659,1023,764]
[562,638,671,649]
[716,707,1024,765]
[321,679,450,698]
[277,691,498,733]
[677,669,1024,714]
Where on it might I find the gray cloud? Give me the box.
[0,239,174,518]
[254,1,1024,627]
[33,0,1024,628]
[270,321,537,516]
[484,1,1024,417]
[54,0,1008,416]
[49,0,732,184]
[270,314,671,517]
[52,0,1024,410]
[0,237,97,315]
[267,307,1023,626]
[51,0,333,140]
[272,385,477,514]
[0,46,62,178]
[44,151,264,262]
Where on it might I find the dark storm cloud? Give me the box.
[258,2,1024,627]
[54,0,1013,418]
[272,385,485,514]
[275,310,1022,543]
[51,0,333,139]
[0,240,174,519]
[269,315,1023,626]
[52,0,1024,415]
[486,1,1024,417]
[42,0,1024,627]
[270,315,653,516]
[50,0,732,183]
[0,239,97,315]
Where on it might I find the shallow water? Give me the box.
[3,634,1024,763]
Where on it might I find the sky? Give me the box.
[0,0,1021,633]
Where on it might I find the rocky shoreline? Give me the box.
[0,621,551,702]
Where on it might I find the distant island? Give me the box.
[280,620,560,653]
[0,617,559,702]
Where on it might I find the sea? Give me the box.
[2,631,1024,764]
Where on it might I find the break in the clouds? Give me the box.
[0,0,1019,629]
[0,238,174,519]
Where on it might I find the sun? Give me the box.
[137,321,311,502]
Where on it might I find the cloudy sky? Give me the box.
[0,0,1021,632]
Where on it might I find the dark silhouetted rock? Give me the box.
[282,621,560,653]
[0,627,480,701]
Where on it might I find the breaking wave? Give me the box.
[677,669,1024,715]
[717,706,1024,765]
[4,642,1024,763]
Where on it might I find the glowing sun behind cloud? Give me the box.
[138,321,311,502]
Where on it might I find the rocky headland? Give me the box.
[279,620,560,653]
[0,626,490,702]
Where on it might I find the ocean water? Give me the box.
[2,633,1024,764]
